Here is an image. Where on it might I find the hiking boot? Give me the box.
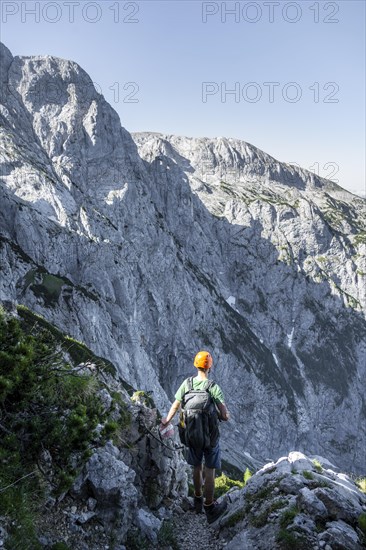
[194,495,203,514]
[204,499,228,524]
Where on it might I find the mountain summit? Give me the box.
[0,42,365,473]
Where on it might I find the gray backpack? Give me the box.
[179,377,219,450]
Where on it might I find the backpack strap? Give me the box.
[186,377,194,392]
[204,379,219,408]
[183,378,215,397]
[181,377,193,408]
[205,379,216,398]
[204,379,215,391]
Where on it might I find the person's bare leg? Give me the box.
[204,467,215,504]
[193,464,203,496]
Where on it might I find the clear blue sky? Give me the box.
[1,0,365,196]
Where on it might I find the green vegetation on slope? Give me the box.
[0,306,128,547]
[17,304,117,377]
[215,468,253,498]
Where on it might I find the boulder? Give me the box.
[297,487,328,519]
[135,508,162,543]
[279,474,306,495]
[318,520,363,550]
[80,444,138,539]
[288,451,316,473]
[215,452,366,550]
[314,487,363,524]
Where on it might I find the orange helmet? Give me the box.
[194,351,213,370]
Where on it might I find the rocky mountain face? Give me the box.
[0,41,365,474]
[217,451,366,550]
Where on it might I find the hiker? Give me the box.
[160,351,230,523]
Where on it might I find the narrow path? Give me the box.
[167,509,228,550]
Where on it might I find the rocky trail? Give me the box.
[31,452,366,550]
[32,497,228,550]
[165,507,227,550]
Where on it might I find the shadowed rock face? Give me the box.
[0,41,365,473]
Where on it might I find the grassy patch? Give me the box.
[125,529,150,550]
[225,508,246,527]
[241,478,286,524]
[356,478,366,493]
[219,459,246,481]
[0,480,43,549]
[29,272,66,307]
[315,517,327,533]
[302,471,314,480]
[215,473,244,498]
[316,256,327,264]
[23,268,37,288]
[354,232,366,247]
[258,193,297,210]
[214,467,252,498]
[131,390,155,408]
[247,482,279,503]
[277,529,309,550]
[158,520,179,550]
[219,181,237,197]
[145,478,162,509]
[250,499,288,528]
[312,459,323,473]
[279,506,299,529]
[17,305,117,376]
[308,479,332,490]
[21,265,99,305]
[358,513,366,537]
[243,467,252,485]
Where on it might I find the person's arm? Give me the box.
[211,383,229,421]
[217,402,230,421]
[161,400,181,425]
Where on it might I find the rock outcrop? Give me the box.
[0,41,365,474]
[216,452,366,549]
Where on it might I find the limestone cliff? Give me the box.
[0,41,365,474]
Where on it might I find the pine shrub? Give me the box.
[0,307,127,540]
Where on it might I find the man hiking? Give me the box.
[161,351,230,523]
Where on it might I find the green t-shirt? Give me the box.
[175,377,225,404]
